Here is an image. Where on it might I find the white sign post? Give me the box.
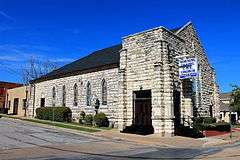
[178,57,198,79]
[178,56,199,119]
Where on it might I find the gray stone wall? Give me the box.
[28,68,119,125]
[119,23,219,136]
[176,23,219,117]
[119,27,189,136]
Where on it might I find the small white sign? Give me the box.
[179,57,198,79]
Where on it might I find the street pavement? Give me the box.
[0,118,240,160]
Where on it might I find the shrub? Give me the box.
[36,107,72,122]
[193,117,222,132]
[0,115,2,118]
[80,111,86,118]
[0,108,8,114]
[193,122,231,132]
[193,117,216,124]
[192,117,204,124]
[205,122,231,132]
[84,114,93,125]
[93,112,109,127]
[79,111,86,124]
[176,125,204,138]
[203,117,216,124]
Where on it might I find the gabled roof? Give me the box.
[0,81,22,89]
[31,44,122,83]
[31,23,188,84]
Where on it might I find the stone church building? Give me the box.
[28,22,220,136]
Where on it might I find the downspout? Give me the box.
[24,85,27,117]
[4,88,8,110]
[33,84,36,118]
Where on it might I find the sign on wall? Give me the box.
[178,57,198,79]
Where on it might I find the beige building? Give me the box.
[219,93,238,124]
[28,22,219,136]
[7,86,28,116]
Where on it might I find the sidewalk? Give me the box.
[202,128,240,147]
[94,128,240,148]
[93,129,205,148]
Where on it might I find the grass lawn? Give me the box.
[0,114,106,133]
[234,124,240,128]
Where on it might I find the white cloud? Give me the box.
[0,44,75,64]
[0,55,20,61]
[51,58,74,63]
[0,10,15,21]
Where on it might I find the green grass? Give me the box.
[0,114,100,133]
[68,121,112,130]
[234,124,240,128]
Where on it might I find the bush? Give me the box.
[193,117,224,132]
[0,115,2,118]
[203,117,216,124]
[36,107,72,122]
[0,108,8,114]
[79,111,86,124]
[192,117,204,124]
[176,125,204,138]
[93,112,109,127]
[193,117,216,124]
[193,122,231,132]
[84,114,93,125]
[205,122,231,132]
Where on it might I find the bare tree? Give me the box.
[22,57,58,84]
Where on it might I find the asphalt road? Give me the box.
[0,118,240,160]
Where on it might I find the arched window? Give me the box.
[101,79,107,105]
[73,83,78,106]
[52,87,56,106]
[86,82,91,106]
[62,85,66,107]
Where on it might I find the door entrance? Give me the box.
[133,90,153,134]
[13,98,19,115]
[173,90,181,134]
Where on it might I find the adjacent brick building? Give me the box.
[0,81,22,112]
[28,22,220,136]
[7,86,28,116]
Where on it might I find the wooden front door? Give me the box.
[13,98,19,115]
[173,90,181,131]
[133,90,153,133]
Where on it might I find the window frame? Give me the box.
[86,82,91,106]
[101,79,107,105]
[62,85,66,107]
[73,83,78,106]
[52,86,56,107]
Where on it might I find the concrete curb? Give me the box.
[203,136,240,147]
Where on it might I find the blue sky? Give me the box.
[0,0,239,92]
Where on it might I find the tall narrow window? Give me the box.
[101,79,107,105]
[52,87,56,106]
[62,85,66,107]
[22,99,27,110]
[73,83,78,106]
[86,82,91,106]
[40,98,45,107]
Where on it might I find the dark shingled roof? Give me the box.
[31,44,122,83]
[31,24,184,84]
